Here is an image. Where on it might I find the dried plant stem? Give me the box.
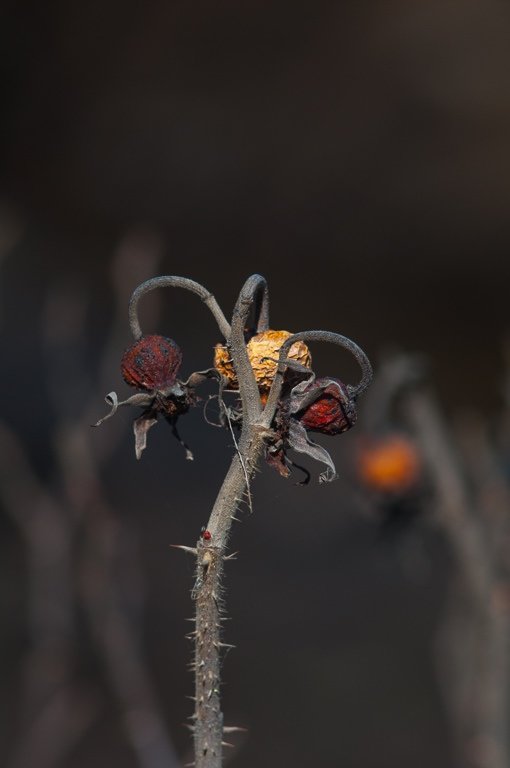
[126,272,372,768]
[192,276,268,768]
[193,431,264,768]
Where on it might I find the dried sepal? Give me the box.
[287,420,338,483]
[133,412,158,459]
[92,391,153,426]
[265,441,291,479]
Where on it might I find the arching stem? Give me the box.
[261,329,373,428]
[128,276,231,341]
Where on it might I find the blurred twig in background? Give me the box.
[356,353,510,768]
[0,232,180,768]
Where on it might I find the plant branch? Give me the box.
[248,273,270,333]
[191,275,272,768]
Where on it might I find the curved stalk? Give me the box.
[249,273,270,333]
[128,276,231,341]
[261,329,373,428]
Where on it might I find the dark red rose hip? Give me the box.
[298,377,357,435]
[121,335,183,392]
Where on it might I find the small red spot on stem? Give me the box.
[201,529,212,541]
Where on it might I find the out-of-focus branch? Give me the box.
[387,356,509,768]
[4,230,181,768]
[0,424,94,768]
[52,233,181,768]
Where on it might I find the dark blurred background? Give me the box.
[1,1,509,766]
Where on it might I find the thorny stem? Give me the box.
[193,430,264,768]
[192,276,269,768]
[123,274,371,768]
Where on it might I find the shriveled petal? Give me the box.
[288,420,338,483]
[134,413,158,459]
[92,391,154,426]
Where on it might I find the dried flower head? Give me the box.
[94,334,199,460]
[265,371,359,483]
[214,329,311,392]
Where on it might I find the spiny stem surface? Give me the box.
[193,432,264,768]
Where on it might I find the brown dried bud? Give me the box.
[214,329,312,391]
[297,377,356,435]
[121,335,182,392]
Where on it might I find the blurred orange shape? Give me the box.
[358,435,421,493]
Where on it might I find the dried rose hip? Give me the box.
[214,329,312,392]
[297,377,357,435]
[95,334,198,461]
[121,334,183,392]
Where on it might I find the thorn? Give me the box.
[224,726,248,733]
[186,696,196,702]
[222,741,235,748]
[202,550,213,566]
[171,545,198,556]
[230,515,242,522]
[219,642,236,649]
[224,552,238,561]
[185,618,196,623]
[183,723,195,731]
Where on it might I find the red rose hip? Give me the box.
[121,335,183,392]
[298,377,357,435]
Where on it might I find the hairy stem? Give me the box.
[193,429,265,768]
[192,275,269,767]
